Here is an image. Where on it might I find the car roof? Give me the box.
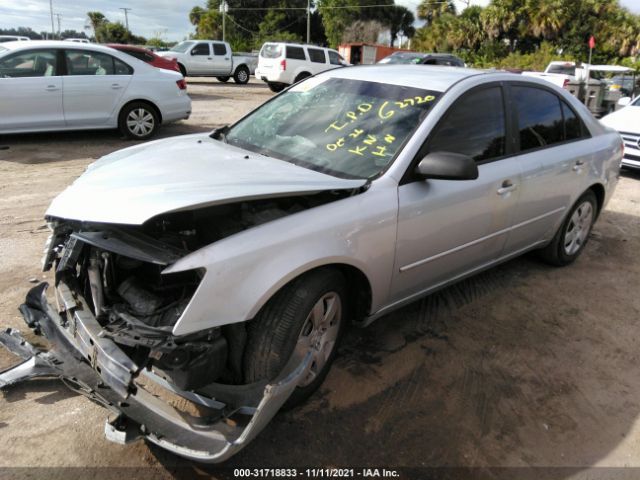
[107,43,152,53]
[263,42,336,51]
[320,64,485,92]
[0,40,114,52]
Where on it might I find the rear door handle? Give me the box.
[497,180,517,196]
[573,159,585,171]
[111,83,122,89]
[45,85,59,91]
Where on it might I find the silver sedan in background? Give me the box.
[0,66,622,462]
[0,41,191,139]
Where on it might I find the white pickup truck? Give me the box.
[521,61,588,88]
[158,40,257,84]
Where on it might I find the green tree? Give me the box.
[385,5,415,47]
[87,11,107,42]
[417,0,456,25]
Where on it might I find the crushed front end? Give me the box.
[0,216,312,462]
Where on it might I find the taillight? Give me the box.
[279,59,286,71]
[176,79,187,90]
[562,78,569,88]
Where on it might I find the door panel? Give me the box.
[63,50,131,126]
[0,49,64,130]
[391,161,520,303]
[390,84,520,304]
[502,85,587,253]
[211,42,231,74]
[188,43,212,74]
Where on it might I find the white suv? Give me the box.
[255,42,347,92]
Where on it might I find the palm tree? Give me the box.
[86,11,106,42]
[189,6,205,26]
[417,0,456,25]
[525,0,565,40]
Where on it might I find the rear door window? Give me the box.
[65,50,132,75]
[213,43,227,56]
[0,49,58,77]
[512,86,566,151]
[286,46,306,61]
[428,86,506,162]
[308,48,326,63]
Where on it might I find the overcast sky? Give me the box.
[1,0,639,42]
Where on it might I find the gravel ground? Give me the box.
[0,77,639,478]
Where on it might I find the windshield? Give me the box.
[170,41,195,53]
[225,77,441,179]
[379,52,426,65]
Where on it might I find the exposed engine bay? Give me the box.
[42,192,348,391]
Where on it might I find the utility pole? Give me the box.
[55,13,62,38]
[49,0,55,39]
[220,1,227,42]
[120,7,132,31]
[307,0,311,44]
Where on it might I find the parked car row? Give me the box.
[0,41,191,139]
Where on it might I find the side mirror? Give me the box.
[415,152,478,181]
[618,97,631,107]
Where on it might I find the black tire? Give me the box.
[538,190,598,266]
[294,72,311,83]
[216,76,230,83]
[267,82,286,93]
[118,102,160,140]
[233,65,250,84]
[244,269,347,408]
[178,64,187,77]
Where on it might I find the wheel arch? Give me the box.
[588,182,606,218]
[248,261,373,325]
[294,71,311,83]
[119,99,163,124]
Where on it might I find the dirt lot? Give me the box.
[0,77,639,478]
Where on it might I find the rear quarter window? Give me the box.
[307,48,326,63]
[286,46,306,61]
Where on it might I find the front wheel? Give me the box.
[233,66,250,84]
[538,190,597,266]
[118,102,159,140]
[243,269,346,408]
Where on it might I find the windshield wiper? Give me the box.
[210,125,229,143]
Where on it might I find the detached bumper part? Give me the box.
[0,283,310,463]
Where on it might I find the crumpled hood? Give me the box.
[47,134,366,225]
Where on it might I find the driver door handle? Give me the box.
[497,180,517,196]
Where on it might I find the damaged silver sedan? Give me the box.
[0,66,622,462]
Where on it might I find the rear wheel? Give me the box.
[538,190,597,266]
[294,72,311,83]
[267,82,286,93]
[118,102,159,140]
[233,66,250,84]
[216,76,230,83]
[243,269,346,408]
